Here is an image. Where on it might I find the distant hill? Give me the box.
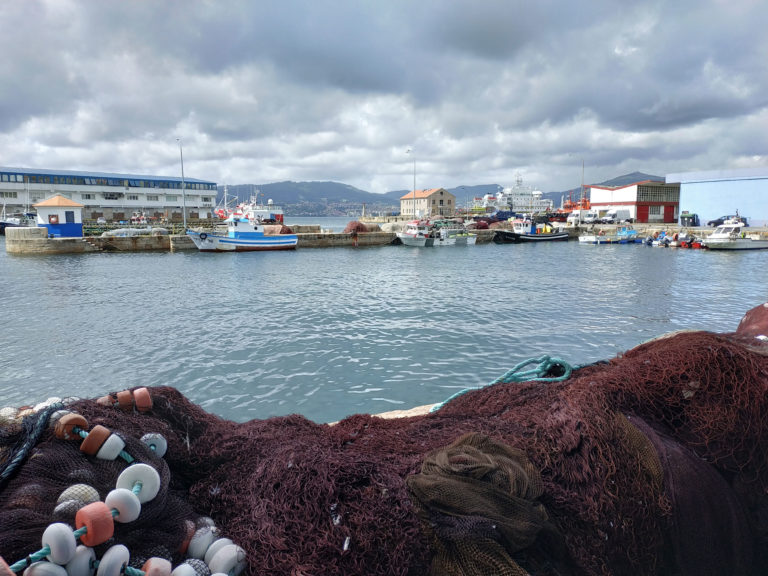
[219,181,389,204]
[218,172,664,215]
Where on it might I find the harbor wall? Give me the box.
[5,227,498,254]
[20,223,754,254]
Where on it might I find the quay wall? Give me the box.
[5,227,497,254]
[11,223,761,255]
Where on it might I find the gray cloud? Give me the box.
[0,0,765,193]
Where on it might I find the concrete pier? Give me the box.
[4,225,497,254]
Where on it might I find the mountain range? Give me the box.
[218,171,663,215]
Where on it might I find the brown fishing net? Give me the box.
[2,327,768,575]
[342,221,380,234]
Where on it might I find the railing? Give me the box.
[81,218,219,237]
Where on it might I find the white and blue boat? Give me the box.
[187,216,298,252]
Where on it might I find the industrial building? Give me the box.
[665,167,768,227]
[0,166,217,222]
[588,179,681,224]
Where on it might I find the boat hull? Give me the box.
[188,232,298,252]
[397,233,434,247]
[704,239,768,250]
[494,230,569,244]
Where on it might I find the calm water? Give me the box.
[2,219,767,423]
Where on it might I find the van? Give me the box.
[566,210,599,226]
[582,210,599,224]
[601,209,631,224]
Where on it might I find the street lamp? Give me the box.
[176,137,187,229]
[406,148,416,217]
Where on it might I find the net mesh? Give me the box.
[1,329,767,575]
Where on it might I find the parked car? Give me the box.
[96,217,107,224]
[707,215,749,227]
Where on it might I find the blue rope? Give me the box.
[430,355,574,413]
[0,402,64,488]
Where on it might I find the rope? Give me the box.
[430,355,574,413]
[0,402,64,489]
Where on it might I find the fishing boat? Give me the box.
[187,216,297,252]
[396,220,434,247]
[432,220,477,247]
[0,205,36,235]
[702,218,768,250]
[214,191,285,224]
[493,218,569,243]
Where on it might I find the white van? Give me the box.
[566,210,599,226]
[602,209,631,224]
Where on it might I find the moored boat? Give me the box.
[0,209,36,235]
[579,225,639,245]
[215,193,285,224]
[432,219,477,247]
[494,218,569,243]
[396,219,434,247]
[702,218,768,250]
[187,216,297,252]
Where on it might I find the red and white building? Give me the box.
[589,179,680,224]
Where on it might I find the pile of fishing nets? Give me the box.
[262,224,294,235]
[2,304,768,575]
[342,221,380,234]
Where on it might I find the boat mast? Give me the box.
[407,148,416,218]
[580,160,585,223]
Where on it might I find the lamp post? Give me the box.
[406,148,416,217]
[176,137,187,229]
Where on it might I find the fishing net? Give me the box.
[2,313,768,575]
[342,221,380,234]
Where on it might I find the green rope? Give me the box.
[9,482,145,573]
[73,427,134,464]
[430,355,574,413]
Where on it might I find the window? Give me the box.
[65,211,75,224]
[166,195,178,202]
[127,194,139,201]
[649,205,661,215]
[147,195,159,201]
[82,193,94,200]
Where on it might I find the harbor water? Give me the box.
[1,218,767,424]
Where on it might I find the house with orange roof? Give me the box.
[33,194,85,237]
[399,188,455,218]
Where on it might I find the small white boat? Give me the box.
[579,225,639,245]
[396,220,434,247]
[702,218,768,250]
[187,217,298,252]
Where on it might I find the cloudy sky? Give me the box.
[1,0,766,194]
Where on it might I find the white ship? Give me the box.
[474,174,553,214]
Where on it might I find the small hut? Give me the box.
[33,194,84,237]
